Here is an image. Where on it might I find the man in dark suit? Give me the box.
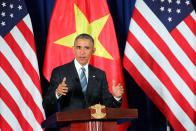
[43,33,124,113]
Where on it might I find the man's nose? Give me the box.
[80,48,85,54]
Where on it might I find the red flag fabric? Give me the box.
[43,0,129,130]
[0,0,45,130]
[123,0,196,130]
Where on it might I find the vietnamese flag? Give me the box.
[43,0,129,130]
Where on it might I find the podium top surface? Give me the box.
[41,106,138,128]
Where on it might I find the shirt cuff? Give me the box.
[56,92,62,99]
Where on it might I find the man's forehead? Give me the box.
[75,38,93,46]
[76,38,90,42]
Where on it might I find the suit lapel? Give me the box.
[66,61,82,92]
[68,61,80,80]
[68,62,97,96]
[86,65,97,95]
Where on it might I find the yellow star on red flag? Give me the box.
[54,4,113,60]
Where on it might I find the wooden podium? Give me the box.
[41,104,138,131]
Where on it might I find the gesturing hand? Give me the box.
[112,80,124,98]
[56,77,68,96]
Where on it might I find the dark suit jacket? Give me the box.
[43,60,121,114]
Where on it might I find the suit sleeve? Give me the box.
[42,68,61,112]
[100,71,122,108]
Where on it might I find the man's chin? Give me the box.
[78,60,88,66]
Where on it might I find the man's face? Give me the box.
[73,38,95,66]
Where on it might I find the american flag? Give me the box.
[0,0,45,130]
[123,0,195,130]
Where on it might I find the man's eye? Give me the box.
[77,46,81,49]
[85,47,89,49]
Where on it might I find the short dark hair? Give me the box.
[74,33,94,46]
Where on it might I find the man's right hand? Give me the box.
[56,77,68,96]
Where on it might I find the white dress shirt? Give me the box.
[74,59,88,82]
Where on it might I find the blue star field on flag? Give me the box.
[144,0,194,32]
[0,0,27,37]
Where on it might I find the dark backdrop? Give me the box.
[24,0,195,130]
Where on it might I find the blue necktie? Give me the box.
[80,67,87,93]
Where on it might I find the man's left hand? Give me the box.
[112,80,124,98]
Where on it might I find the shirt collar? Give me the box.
[74,58,89,72]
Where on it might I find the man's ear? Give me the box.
[92,48,96,54]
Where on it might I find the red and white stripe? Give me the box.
[0,14,45,131]
[87,121,102,131]
[123,0,196,131]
